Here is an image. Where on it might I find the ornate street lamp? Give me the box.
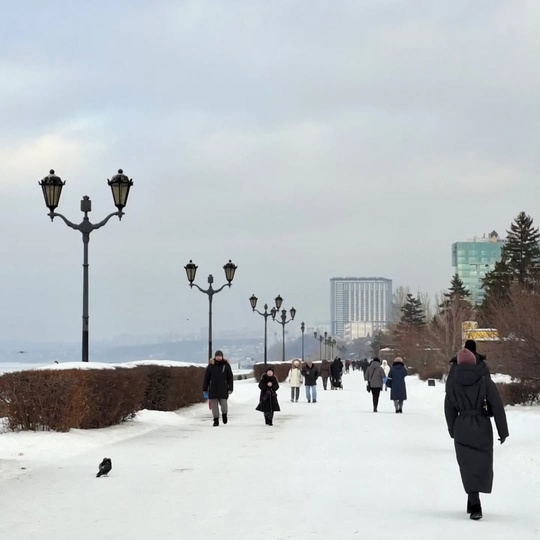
[249,294,283,364]
[313,331,323,361]
[272,304,296,363]
[38,168,133,362]
[184,259,237,362]
[300,322,305,362]
[331,338,337,359]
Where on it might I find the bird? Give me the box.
[96,458,112,477]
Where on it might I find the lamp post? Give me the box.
[185,260,237,362]
[39,169,133,362]
[272,304,296,363]
[330,338,337,359]
[323,331,329,359]
[300,322,305,362]
[249,294,283,365]
[313,332,323,361]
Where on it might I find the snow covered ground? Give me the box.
[0,371,539,539]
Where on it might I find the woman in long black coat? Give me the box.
[445,348,509,521]
[256,366,280,426]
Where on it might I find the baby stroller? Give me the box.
[330,375,343,390]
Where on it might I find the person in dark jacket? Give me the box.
[203,350,234,426]
[446,339,490,392]
[445,348,509,521]
[320,359,331,390]
[330,357,343,389]
[365,358,385,412]
[256,366,280,426]
[387,357,408,413]
[301,360,319,403]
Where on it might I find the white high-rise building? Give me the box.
[330,277,392,340]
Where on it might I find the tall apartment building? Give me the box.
[451,231,504,304]
[330,277,392,340]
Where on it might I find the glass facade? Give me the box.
[451,240,504,304]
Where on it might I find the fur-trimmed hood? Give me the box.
[209,357,230,365]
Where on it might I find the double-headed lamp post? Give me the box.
[300,322,305,362]
[185,260,237,362]
[313,331,324,361]
[330,338,337,359]
[249,294,283,365]
[272,304,296,363]
[39,169,133,362]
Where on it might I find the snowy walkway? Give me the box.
[1,372,539,539]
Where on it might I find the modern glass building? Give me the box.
[451,231,504,304]
[330,277,392,340]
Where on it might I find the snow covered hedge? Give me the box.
[0,364,205,432]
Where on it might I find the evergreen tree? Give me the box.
[444,274,471,301]
[439,274,472,312]
[399,294,426,327]
[482,212,540,304]
[502,211,540,286]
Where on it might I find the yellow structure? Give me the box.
[461,321,499,343]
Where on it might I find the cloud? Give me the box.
[0,0,539,343]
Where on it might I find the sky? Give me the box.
[0,0,539,344]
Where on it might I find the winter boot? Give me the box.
[213,418,219,427]
[307,399,311,403]
[469,505,483,520]
[467,500,472,514]
[222,413,228,425]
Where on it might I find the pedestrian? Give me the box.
[330,357,343,389]
[445,348,509,520]
[301,360,319,403]
[256,366,280,426]
[446,339,490,392]
[345,359,350,374]
[320,359,331,390]
[387,357,407,413]
[365,357,385,412]
[381,359,391,391]
[287,359,303,402]
[202,350,234,427]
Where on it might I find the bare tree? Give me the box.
[483,284,540,381]
[425,297,475,374]
[392,285,411,321]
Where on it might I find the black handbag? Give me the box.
[366,383,371,393]
[386,378,393,389]
[482,377,493,418]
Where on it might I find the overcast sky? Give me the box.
[1,0,539,344]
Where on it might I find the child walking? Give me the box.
[256,366,281,426]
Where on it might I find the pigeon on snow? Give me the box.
[96,458,112,478]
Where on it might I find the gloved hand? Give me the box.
[203,391,208,400]
[498,437,506,445]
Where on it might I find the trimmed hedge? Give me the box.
[0,365,205,432]
[140,366,205,411]
[254,361,326,382]
[496,381,540,406]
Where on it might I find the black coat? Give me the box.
[256,374,280,413]
[203,358,234,399]
[301,364,319,386]
[330,359,343,378]
[444,363,509,494]
[446,353,489,393]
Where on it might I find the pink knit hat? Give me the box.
[457,348,476,365]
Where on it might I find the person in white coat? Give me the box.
[287,359,303,402]
[381,359,391,391]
